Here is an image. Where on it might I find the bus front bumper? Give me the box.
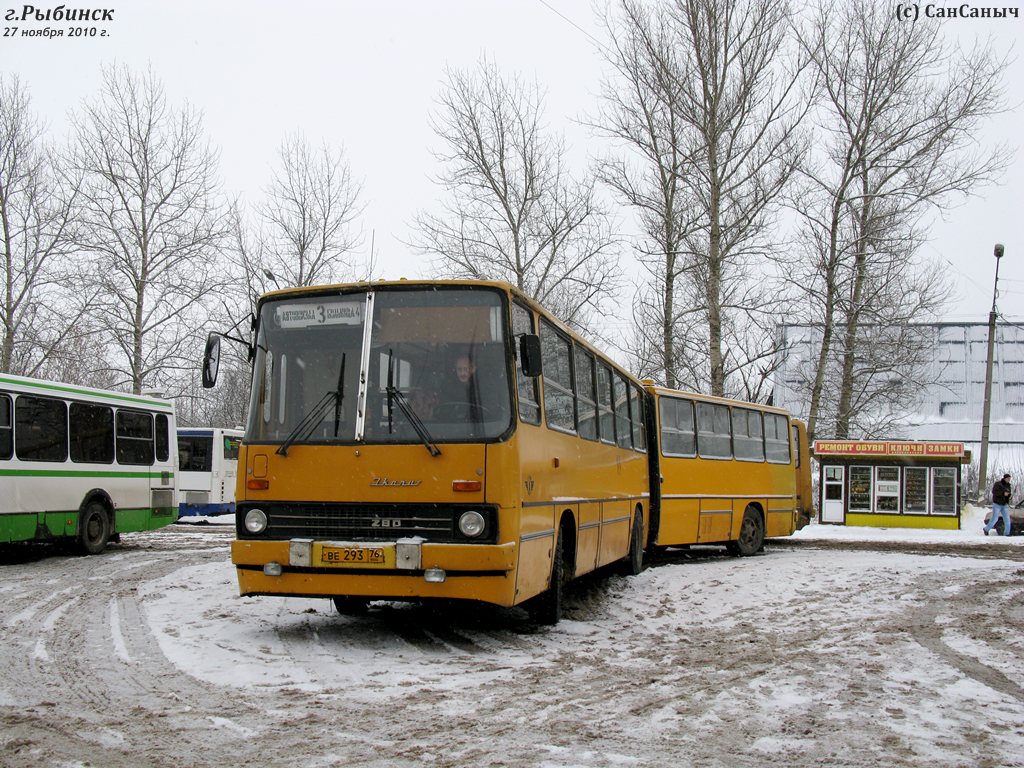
[231,538,518,606]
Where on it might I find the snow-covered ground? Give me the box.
[2,505,1023,767]
[793,502,1024,546]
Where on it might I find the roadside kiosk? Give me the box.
[813,441,968,530]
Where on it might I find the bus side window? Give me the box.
[116,410,155,465]
[765,414,791,463]
[16,395,68,462]
[596,363,615,444]
[630,384,646,452]
[733,408,764,461]
[0,393,11,460]
[696,402,731,459]
[613,373,632,449]
[540,319,576,434]
[660,397,696,457]
[512,303,541,425]
[69,402,114,464]
[574,347,598,441]
[791,424,800,467]
[155,414,170,462]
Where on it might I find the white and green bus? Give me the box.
[0,374,178,554]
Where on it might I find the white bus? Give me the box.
[177,427,242,517]
[0,374,178,554]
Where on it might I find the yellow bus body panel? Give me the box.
[512,421,647,600]
[658,459,797,546]
[232,539,519,605]
[239,443,487,505]
[234,426,648,608]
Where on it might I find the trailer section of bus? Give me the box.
[0,374,178,553]
[177,428,242,516]
[645,385,810,555]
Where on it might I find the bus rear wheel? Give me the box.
[727,506,764,557]
[77,501,110,555]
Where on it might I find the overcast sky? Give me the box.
[3,0,1021,326]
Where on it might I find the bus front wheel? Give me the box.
[333,597,369,615]
[621,510,645,576]
[529,530,566,626]
[77,501,110,555]
[727,506,764,557]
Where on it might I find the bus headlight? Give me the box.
[245,508,268,534]
[458,510,486,538]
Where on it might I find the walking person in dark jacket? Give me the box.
[984,473,1013,536]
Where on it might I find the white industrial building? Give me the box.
[773,320,1024,471]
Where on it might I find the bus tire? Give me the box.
[621,509,645,576]
[77,501,110,555]
[529,529,565,626]
[727,506,764,557]
[333,597,369,615]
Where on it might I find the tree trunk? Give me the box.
[805,192,847,443]
[834,175,872,438]
[708,154,724,397]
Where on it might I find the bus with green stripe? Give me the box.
[0,374,178,554]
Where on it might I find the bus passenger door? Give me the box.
[821,466,845,524]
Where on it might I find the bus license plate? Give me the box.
[319,544,394,568]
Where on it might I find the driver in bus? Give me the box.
[455,354,476,386]
[450,353,483,420]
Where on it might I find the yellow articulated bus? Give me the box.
[204,280,650,623]
[645,385,813,555]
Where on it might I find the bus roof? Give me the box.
[0,373,175,411]
[645,383,793,417]
[257,278,516,301]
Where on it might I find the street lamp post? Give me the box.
[977,242,1005,501]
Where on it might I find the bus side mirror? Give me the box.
[202,333,221,388]
[520,334,542,378]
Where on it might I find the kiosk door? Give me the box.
[822,465,845,523]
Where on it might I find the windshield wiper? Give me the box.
[332,354,346,437]
[277,354,346,456]
[387,349,441,457]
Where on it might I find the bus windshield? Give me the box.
[246,287,513,446]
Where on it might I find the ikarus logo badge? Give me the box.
[370,477,422,487]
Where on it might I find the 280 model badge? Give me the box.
[370,477,422,487]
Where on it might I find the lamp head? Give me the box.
[994,243,1004,259]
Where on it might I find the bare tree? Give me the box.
[0,74,95,378]
[596,0,808,397]
[188,144,365,428]
[196,200,270,428]
[414,58,620,329]
[258,133,364,288]
[791,0,1009,440]
[69,64,227,395]
[592,1,698,386]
